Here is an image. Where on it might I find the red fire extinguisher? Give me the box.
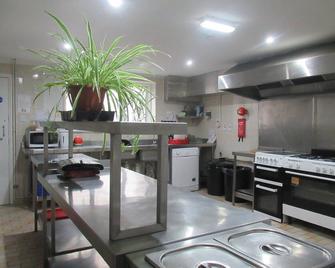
[237,107,248,142]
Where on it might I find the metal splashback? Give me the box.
[259,93,335,152]
[218,43,335,100]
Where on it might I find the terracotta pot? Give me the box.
[68,85,107,113]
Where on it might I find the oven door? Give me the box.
[254,178,283,221]
[254,165,281,183]
[284,170,335,217]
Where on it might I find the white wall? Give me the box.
[188,93,259,158]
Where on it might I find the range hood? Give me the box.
[218,43,335,100]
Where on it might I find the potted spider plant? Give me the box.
[29,12,159,122]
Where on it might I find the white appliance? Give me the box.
[171,147,199,191]
[25,129,59,148]
[58,129,69,148]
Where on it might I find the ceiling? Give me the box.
[1,0,335,76]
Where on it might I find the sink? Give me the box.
[215,224,335,268]
[145,241,265,268]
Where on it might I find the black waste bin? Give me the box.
[207,159,233,196]
[223,166,252,202]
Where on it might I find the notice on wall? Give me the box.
[17,94,32,114]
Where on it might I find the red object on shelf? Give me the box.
[168,137,189,145]
[73,135,84,145]
[46,207,68,221]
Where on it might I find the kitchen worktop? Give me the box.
[23,142,215,155]
[37,168,269,266]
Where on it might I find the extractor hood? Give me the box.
[218,43,335,100]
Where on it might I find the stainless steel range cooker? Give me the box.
[283,149,335,231]
[254,149,335,230]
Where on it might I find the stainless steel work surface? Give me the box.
[38,168,269,263]
[31,153,97,168]
[215,223,335,268]
[48,248,108,268]
[146,241,262,268]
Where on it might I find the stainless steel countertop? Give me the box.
[30,153,97,168]
[37,168,269,266]
[24,143,215,155]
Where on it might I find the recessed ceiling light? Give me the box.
[63,42,72,51]
[186,59,193,67]
[32,74,39,79]
[108,0,123,8]
[265,36,275,45]
[200,19,235,33]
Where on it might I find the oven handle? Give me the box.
[256,166,278,173]
[285,171,335,182]
[256,184,278,193]
[254,177,283,187]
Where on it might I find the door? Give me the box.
[284,171,335,217]
[0,77,11,204]
[254,180,283,220]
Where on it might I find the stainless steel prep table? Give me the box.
[37,168,269,267]
[31,153,98,232]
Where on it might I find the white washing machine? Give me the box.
[171,147,199,191]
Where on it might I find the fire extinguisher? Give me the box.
[237,107,248,142]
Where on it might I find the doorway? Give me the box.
[0,76,13,204]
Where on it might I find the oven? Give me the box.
[283,170,335,218]
[254,165,284,222]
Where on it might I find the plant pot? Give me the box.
[68,85,107,113]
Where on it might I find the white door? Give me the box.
[0,77,11,204]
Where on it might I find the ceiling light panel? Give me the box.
[108,0,123,8]
[200,19,235,33]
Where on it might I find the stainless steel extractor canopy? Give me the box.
[218,43,335,100]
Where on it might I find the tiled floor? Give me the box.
[0,193,334,268]
[0,205,43,268]
[198,188,335,249]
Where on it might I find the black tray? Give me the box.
[60,111,115,121]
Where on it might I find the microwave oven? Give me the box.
[26,130,59,148]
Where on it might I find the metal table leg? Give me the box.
[32,164,38,232]
[42,192,48,265]
[232,154,237,206]
[50,198,56,256]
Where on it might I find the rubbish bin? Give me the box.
[207,159,233,196]
[223,166,252,202]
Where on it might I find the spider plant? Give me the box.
[29,12,160,121]
[29,12,163,153]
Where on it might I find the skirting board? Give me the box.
[283,204,335,231]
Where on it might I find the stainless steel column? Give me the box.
[232,154,237,206]
[32,164,38,232]
[68,128,73,159]
[42,193,48,265]
[109,134,122,240]
[157,135,168,227]
[43,127,49,175]
[50,198,56,256]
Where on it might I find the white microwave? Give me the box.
[26,130,59,148]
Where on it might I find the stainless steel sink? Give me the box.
[145,241,266,268]
[215,223,335,268]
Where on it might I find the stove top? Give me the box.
[293,154,335,162]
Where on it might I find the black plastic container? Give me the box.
[223,166,252,202]
[207,159,233,196]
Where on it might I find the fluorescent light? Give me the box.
[63,42,72,51]
[265,36,275,45]
[32,74,39,79]
[186,59,193,67]
[200,19,235,33]
[108,0,123,8]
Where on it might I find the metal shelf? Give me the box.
[231,151,255,208]
[39,120,187,242]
